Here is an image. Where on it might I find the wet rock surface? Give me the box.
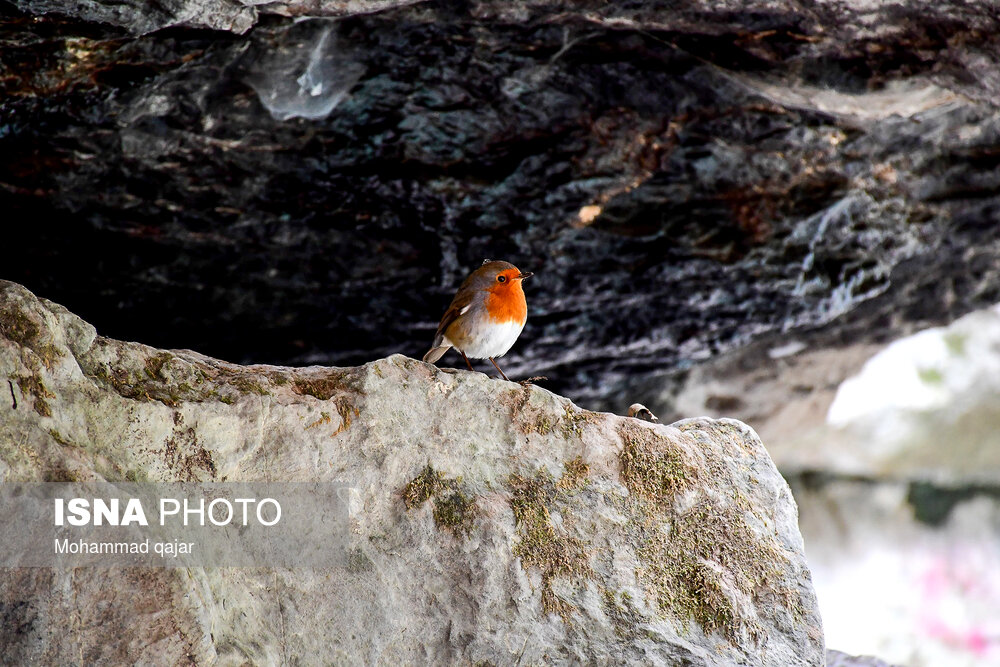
[3,1,1000,414]
[0,280,823,665]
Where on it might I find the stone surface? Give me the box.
[826,649,903,667]
[0,280,823,666]
[3,1,1000,413]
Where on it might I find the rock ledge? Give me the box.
[0,280,822,666]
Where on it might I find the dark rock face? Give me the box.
[3,1,1000,412]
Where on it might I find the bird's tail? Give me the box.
[422,345,450,364]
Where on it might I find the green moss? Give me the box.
[86,345,280,408]
[230,375,270,395]
[432,490,477,534]
[90,358,180,406]
[403,465,445,508]
[917,367,944,385]
[16,374,54,417]
[616,421,800,642]
[619,421,697,505]
[293,369,366,400]
[507,469,591,619]
[526,414,554,435]
[144,352,172,380]
[559,405,597,438]
[636,498,787,643]
[557,456,590,490]
[0,307,39,345]
[402,465,478,536]
[0,307,62,368]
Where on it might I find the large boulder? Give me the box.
[0,280,823,665]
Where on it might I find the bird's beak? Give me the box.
[517,271,533,280]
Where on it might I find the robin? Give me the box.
[423,259,533,381]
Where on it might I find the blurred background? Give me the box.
[3,1,1000,664]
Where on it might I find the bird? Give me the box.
[627,403,659,423]
[423,259,533,381]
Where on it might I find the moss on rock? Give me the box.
[618,421,698,505]
[507,468,591,618]
[636,497,789,642]
[0,304,62,368]
[556,456,590,490]
[402,465,478,536]
[16,374,55,417]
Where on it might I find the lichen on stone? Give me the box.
[0,304,62,368]
[86,342,225,406]
[402,465,478,536]
[507,468,591,618]
[636,497,790,643]
[556,456,590,490]
[618,421,698,504]
[15,374,55,417]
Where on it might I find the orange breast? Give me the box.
[485,282,527,326]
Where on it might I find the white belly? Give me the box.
[446,320,524,359]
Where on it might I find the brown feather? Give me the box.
[428,289,474,350]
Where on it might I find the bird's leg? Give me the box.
[459,350,475,372]
[488,357,511,381]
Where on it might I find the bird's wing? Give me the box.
[430,291,475,349]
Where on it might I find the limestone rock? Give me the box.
[0,280,823,665]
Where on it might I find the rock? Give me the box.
[11,0,259,34]
[0,280,824,665]
[4,2,1000,413]
[826,649,903,667]
[9,0,428,34]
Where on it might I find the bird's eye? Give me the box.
[497,275,507,283]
